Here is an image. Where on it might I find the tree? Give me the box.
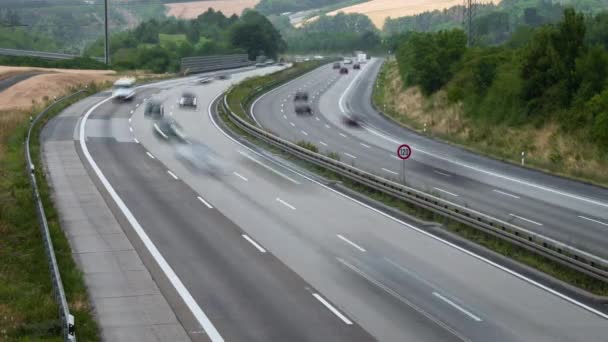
[231,11,285,59]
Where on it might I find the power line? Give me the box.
[462,0,477,46]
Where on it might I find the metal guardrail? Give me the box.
[221,91,608,284]
[0,48,103,62]
[26,91,84,341]
[181,54,253,75]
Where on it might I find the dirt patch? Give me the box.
[0,69,116,112]
[304,0,495,28]
[167,0,260,19]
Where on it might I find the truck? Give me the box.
[357,52,367,64]
[112,78,136,102]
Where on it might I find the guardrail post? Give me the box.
[521,151,526,166]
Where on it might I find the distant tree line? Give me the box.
[85,9,285,73]
[395,8,608,150]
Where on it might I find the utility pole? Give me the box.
[463,0,476,46]
[104,0,110,65]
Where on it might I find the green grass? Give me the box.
[159,33,187,47]
[220,63,608,297]
[0,85,103,341]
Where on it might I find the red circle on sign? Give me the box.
[397,144,412,160]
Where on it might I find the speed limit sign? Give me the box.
[397,144,412,160]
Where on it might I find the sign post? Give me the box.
[397,144,412,184]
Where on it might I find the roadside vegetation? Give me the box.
[0,84,107,340]
[0,56,109,70]
[219,62,608,296]
[376,8,608,187]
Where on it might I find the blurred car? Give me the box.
[198,77,213,84]
[112,78,136,102]
[215,73,230,80]
[333,62,341,69]
[265,60,275,66]
[153,116,187,142]
[340,67,349,75]
[144,100,164,120]
[179,92,197,108]
[353,63,361,70]
[343,58,353,65]
[176,143,224,176]
[295,103,312,115]
[342,114,363,127]
[255,62,266,68]
[294,91,309,101]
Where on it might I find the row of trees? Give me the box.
[395,8,608,149]
[85,9,285,73]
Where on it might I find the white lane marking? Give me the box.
[434,187,459,197]
[276,198,296,210]
[129,126,133,133]
[315,117,320,121]
[197,196,213,209]
[169,111,174,116]
[146,152,155,160]
[128,118,132,123]
[209,85,608,321]
[433,170,451,177]
[233,172,248,182]
[339,133,347,138]
[133,138,139,144]
[382,168,398,175]
[312,293,353,325]
[283,115,287,119]
[135,103,139,107]
[391,154,400,160]
[242,234,266,253]
[325,124,331,129]
[509,213,543,226]
[337,234,366,252]
[578,216,608,227]
[238,150,300,184]
[344,152,357,159]
[83,96,224,342]
[281,109,284,113]
[337,258,466,340]
[301,130,308,136]
[290,122,295,127]
[167,170,179,180]
[493,189,520,199]
[433,292,483,322]
[130,110,134,114]
[360,143,371,148]
[319,141,328,147]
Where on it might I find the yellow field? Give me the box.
[311,0,495,28]
[167,0,260,19]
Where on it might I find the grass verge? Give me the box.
[219,68,608,297]
[0,83,104,341]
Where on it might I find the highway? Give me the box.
[252,59,608,261]
[62,64,608,341]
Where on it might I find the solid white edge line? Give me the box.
[301,130,308,136]
[433,292,483,322]
[81,96,224,342]
[312,293,353,325]
[433,170,451,177]
[578,215,608,227]
[133,138,139,144]
[208,85,608,320]
[319,141,328,147]
[197,196,213,209]
[276,198,296,210]
[509,213,543,226]
[433,187,459,197]
[336,234,366,252]
[493,189,520,199]
[237,150,300,184]
[153,123,169,139]
[233,172,248,182]
[146,152,155,159]
[167,170,179,180]
[360,143,370,148]
[242,234,266,253]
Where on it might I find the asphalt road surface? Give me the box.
[70,65,608,341]
[252,59,608,262]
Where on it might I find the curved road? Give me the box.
[252,59,608,261]
[48,64,608,341]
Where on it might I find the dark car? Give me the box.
[294,91,309,101]
[342,114,363,127]
[215,73,230,80]
[340,67,349,75]
[144,100,164,120]
[179,92,197,108]
[353,63,361,70]
[333,62,341,69]
[295,103,312,115]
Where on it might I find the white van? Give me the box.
[112,78,136,101]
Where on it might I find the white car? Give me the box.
[179,92,197,108]
[112,78,136,101]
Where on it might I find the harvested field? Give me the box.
[167,0,260,19]
[0,67,116,112]
[309,0,495,28]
